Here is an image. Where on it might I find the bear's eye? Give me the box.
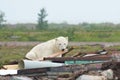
[64,43,66,45]
[59,43,61,45]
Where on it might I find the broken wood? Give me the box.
[69,70,87,80]
[3,64,19,70]
[38,47,74,60]
[44,55,111,62]
[18,67,50,75]
[62,47,74,57]
[47,46,74,58]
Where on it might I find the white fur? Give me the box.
[25,36,68,60]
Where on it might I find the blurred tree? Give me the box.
[0,11,6,27]
[36,8,48,30]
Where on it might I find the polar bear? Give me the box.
[25,36,68,60]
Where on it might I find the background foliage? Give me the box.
[0,22,120,42]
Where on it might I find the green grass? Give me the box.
[1,25,120,66]
[1,30,120,42]
[1,41,120,69]
[0,46,33,65]
[1,24,120,42]
[74,31,120,42]
[0,44,120,66]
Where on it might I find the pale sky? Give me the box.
[0,0,120,24]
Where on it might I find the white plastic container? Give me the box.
[19,60,64,69]
[0,70,17,75]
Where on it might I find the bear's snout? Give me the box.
[62,49,65,51]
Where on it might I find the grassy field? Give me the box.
[1,23,120,67]
[0,45,32,67]
[0,44,97,67]
[1,42,120,68]
[1,30,120,42]
[1,23,120,42]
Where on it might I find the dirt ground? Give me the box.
[1,41,120,47]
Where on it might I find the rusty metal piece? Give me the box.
[17,65,82,75]
[58,73,71,78]
[44,55,111,62]
[18,64,101,75]
[50,65,84,72]
[18,67,50,75]
[0,62,108,79]
[69,70,87,80]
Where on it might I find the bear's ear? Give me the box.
[65,37,68,40]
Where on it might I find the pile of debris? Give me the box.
[0,48,120,80]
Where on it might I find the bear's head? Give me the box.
[55,36,68,51]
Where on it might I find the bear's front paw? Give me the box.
[64,49,68,52]
[37,57,44,61]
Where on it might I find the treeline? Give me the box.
[0,22,120,42]
[2,22,120,31]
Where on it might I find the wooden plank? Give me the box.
[3,64,19,70]
[44,55,111,62]
[35,47,74,60]
[18,67,50,75]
